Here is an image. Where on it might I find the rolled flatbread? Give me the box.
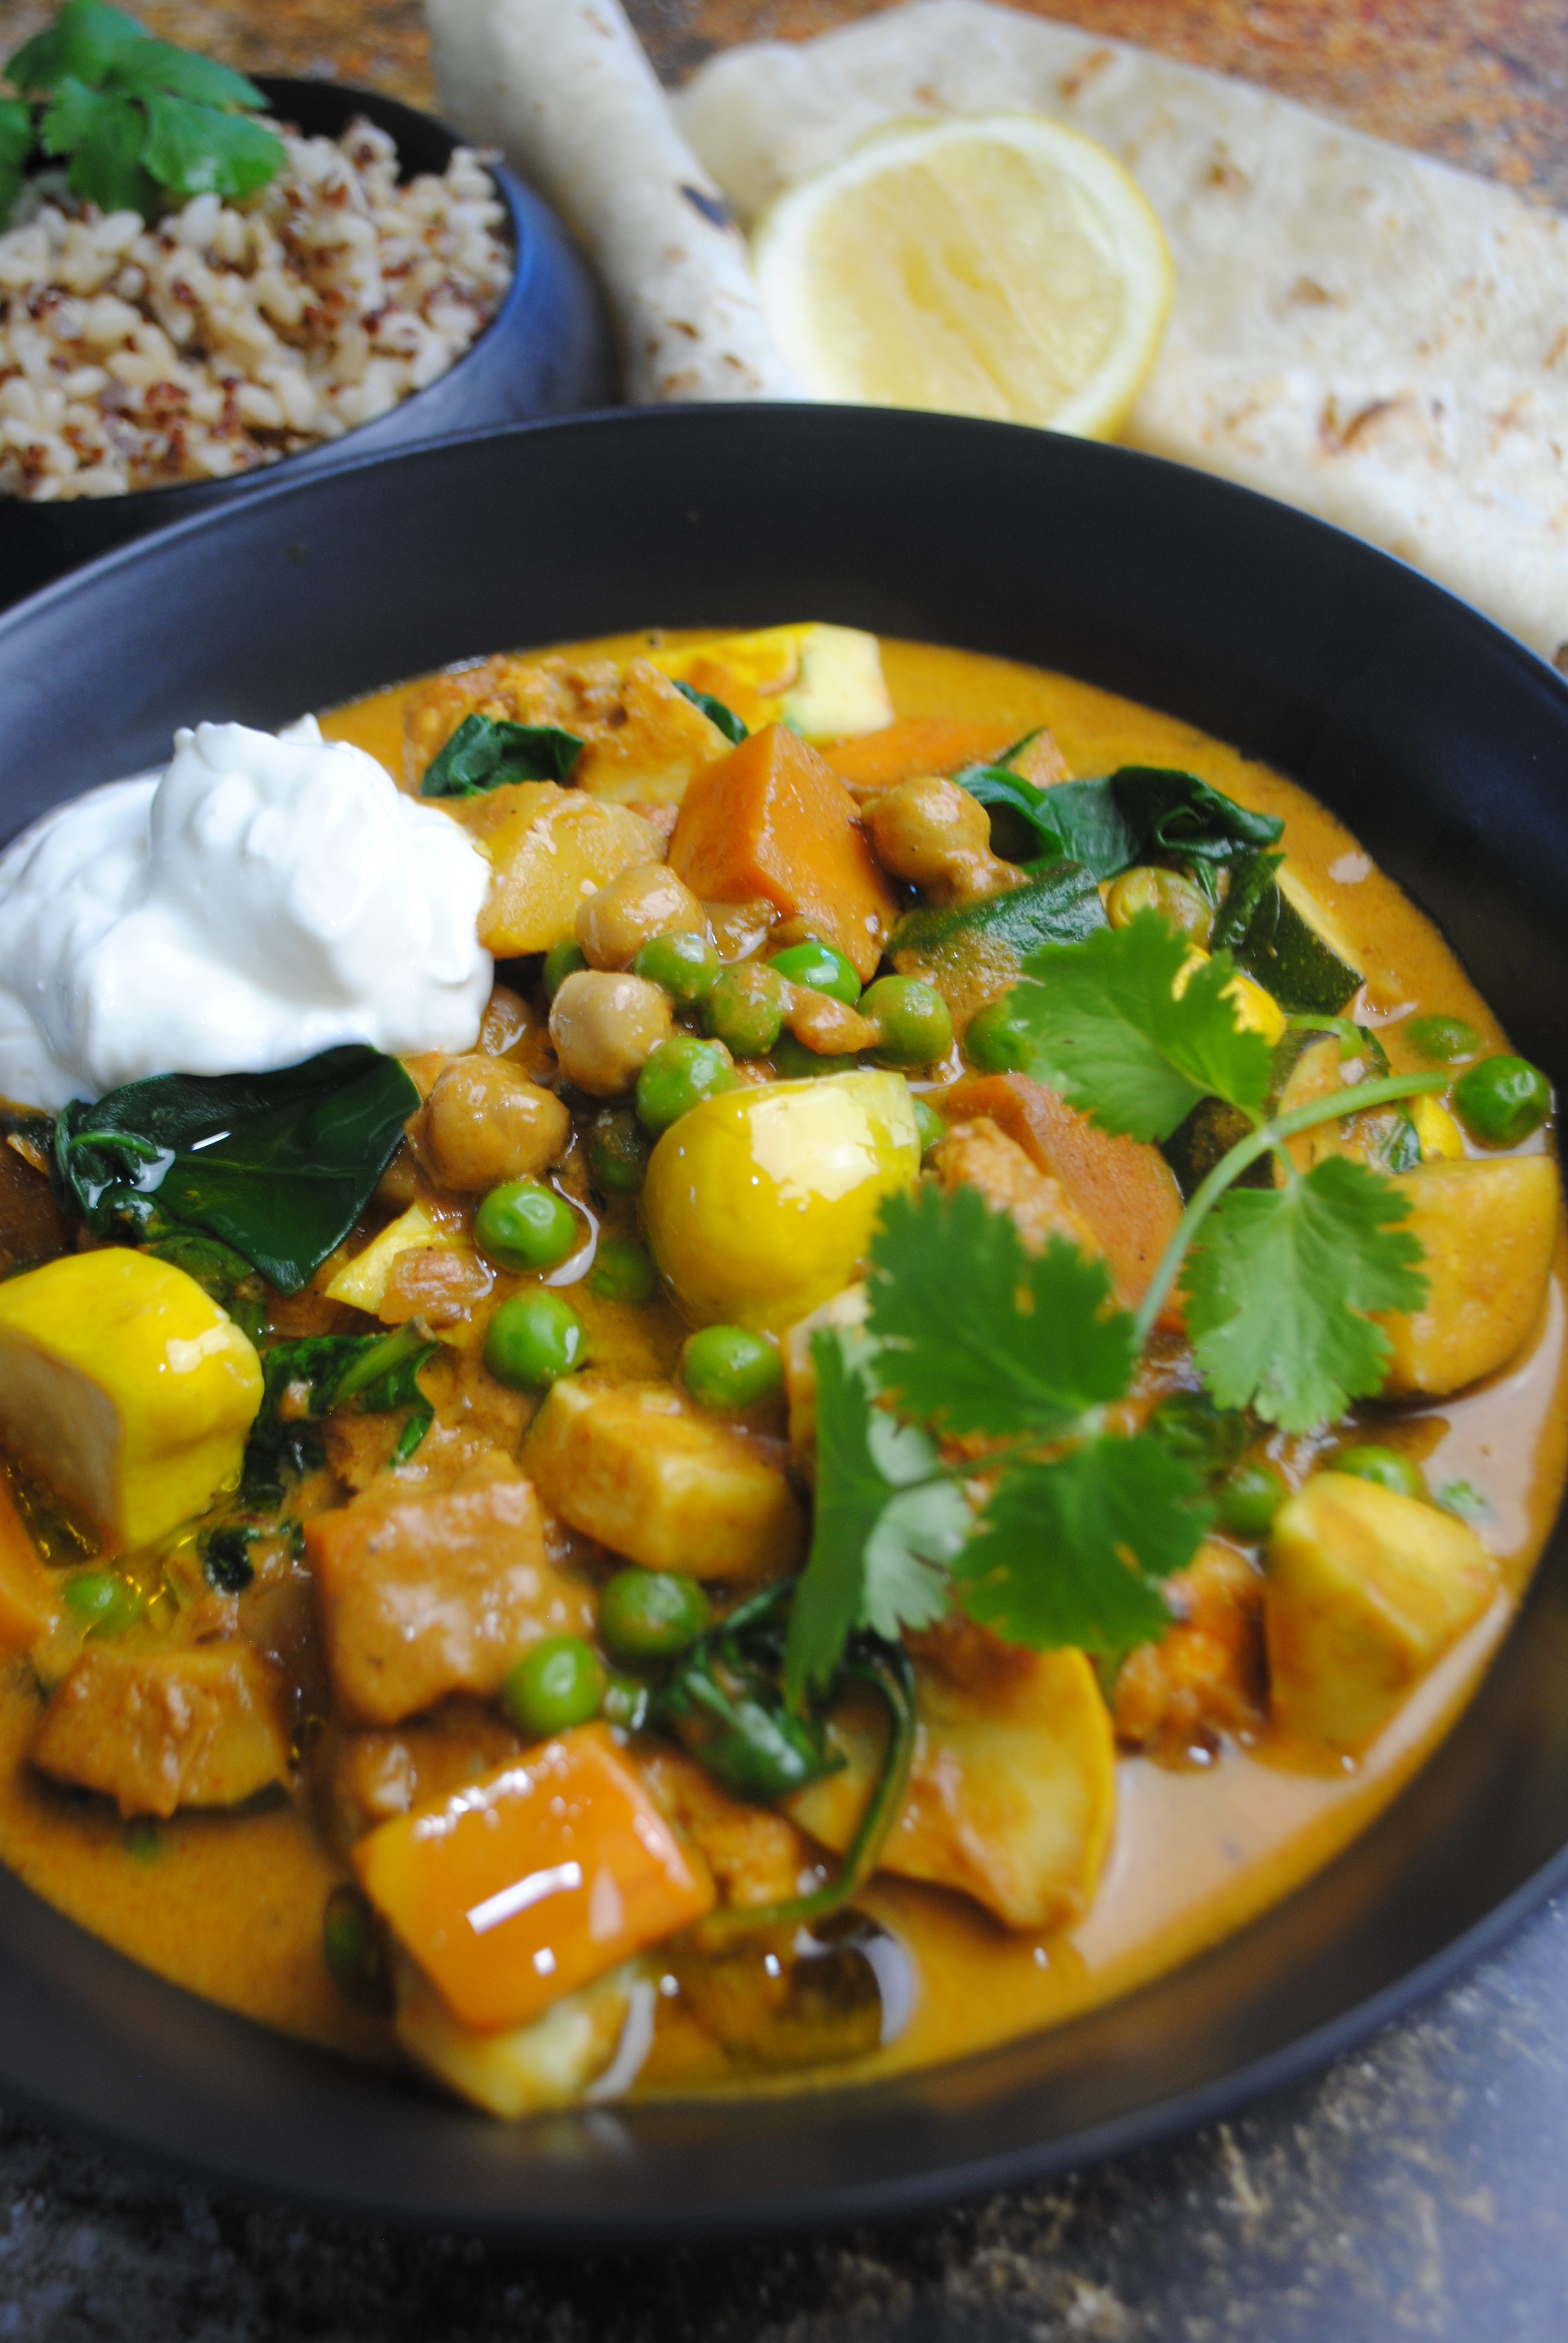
[678,0,1568,663]
[428,0,800,401]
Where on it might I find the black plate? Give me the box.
[0,405,1566,2240]
[0,78,614,608]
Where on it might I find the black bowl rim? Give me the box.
[0,403,1564,2242]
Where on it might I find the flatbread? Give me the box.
[429,0,800,401]
[678,0,1568,663]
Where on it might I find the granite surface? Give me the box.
[1,2,1567,2335]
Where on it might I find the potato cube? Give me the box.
[571,661,732,804]
[32,1642,290,1818]
[393,1959,638,2117]
[525,1378,804,1582]
[355,1724,714,2033]
[305,1457,592,1726]
[1376,1156,1558,1397]
[0,1251,263,1552]
[788,1633,1116,1931]
[443,782,661,956]
[1266,1472,1498,1750]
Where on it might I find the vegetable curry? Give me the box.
[0,624,1558,2117]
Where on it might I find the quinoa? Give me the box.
[0,116,513,500]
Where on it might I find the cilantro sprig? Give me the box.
[785,908,1453,1700]
[2,2,284,223]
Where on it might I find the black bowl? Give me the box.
[0,77,615,608]
[0,406,1566,2240]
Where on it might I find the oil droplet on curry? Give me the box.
[0,626,1557,2118]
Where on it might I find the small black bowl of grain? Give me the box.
[0,76,614,607]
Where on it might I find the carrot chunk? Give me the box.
[668,724,898,981]
[354,1723,714,2033]
[941,1073,1183,1322]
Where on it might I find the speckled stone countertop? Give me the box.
[0,4,1566,2336]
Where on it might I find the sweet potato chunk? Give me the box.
[941,1073,1184,1318]
[1374,1156,1558,1397]
[524,1379,804,1582]
[820,718,1020,795]
[788,1624,1116,1931]
[356,1724,714,2032]
[33,1642,290,1818]
[668,724,898,981]
[933,1118,1102,1260]
[1112,1541,1266,1761]
[1267,1473,1498,1750]
[305,1457,592,1726]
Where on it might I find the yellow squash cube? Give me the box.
[524,1377,804,1582]
[443,782,661,956]
[650,624,894,741]
[570,661,733,805]
[0,1250,263,1552]
[1266,1472,1498,1751]
[641,1070,920,1333]
[1376,1155,1558,1397]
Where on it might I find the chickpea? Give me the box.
[869,776,1020,905]
[1105,865,1213,944]
[476,982,535,1057]
[575,863,705,972]
[420,1054,571,1192]
[549,969,673,1097]
[783,985,880,1056]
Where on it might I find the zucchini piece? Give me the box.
[1212,852,1362,1017]
[889,862,1105,1026]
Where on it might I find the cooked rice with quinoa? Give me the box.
[0,116,512,500]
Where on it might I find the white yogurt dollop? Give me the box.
[0,717,494,1111]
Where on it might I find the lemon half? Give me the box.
[751,114,1173,437]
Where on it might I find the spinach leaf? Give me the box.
[420,713,584,797]
[51,1046,417,1294]
[654,1584,843,1804]
[673,679,747,744]
[958,762,1284,880]
[243,1319,436,1501]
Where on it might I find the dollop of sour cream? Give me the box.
[0,718,494,1111]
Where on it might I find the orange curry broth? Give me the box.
[0,629,1557,2094]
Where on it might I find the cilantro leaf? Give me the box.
[140,91,283,200]
[7,2,147,94]
[0,96,30,221]
[1182,1155,1427,1431]
[867,1182,1135,1438]
[955,1434,1209,1657]
[783,1329,960,1703]
[44,77,154,213]
[109,41,265,111]
[1007,911,1273,1140]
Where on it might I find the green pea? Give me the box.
[502,1634,607,1738]
[62,1570,143,1637]
[587,1105,652,1197]
[767,939,861,1005]
[474,1179,580,1273]
[543,938,587,1000]
[587,1234,656,1304]
[963,991,1031,1074]
[599,1568,713,1663]
[484,1291,584,1391]
[1452,1054,1552,1149]
[1406,1014,1481,1066]
[860,975,953,1069]
[1330,1444,1426,1501]
[1213,1460,1287,1539]
[703,964,789,1058]
[636,1034,737,1134]
[632,929,721,1006]
[601,1673,652,1732]
[911,1094,946,1159]
[322,1883,393,2014]
[682,1323,783,1410]
[772,1031,857,1081]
